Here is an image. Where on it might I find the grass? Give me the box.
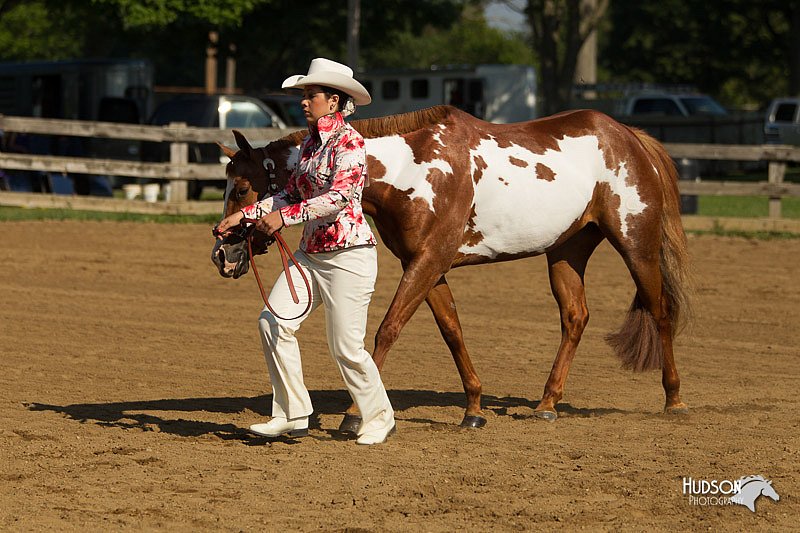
[696,195,800,218]
[0,206,217,224]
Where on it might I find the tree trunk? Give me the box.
[791,2,800,96]
[526,0,607,115]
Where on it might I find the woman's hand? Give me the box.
[255,210,285,236]
[214,210,245,238]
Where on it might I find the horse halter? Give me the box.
[213,219,312,321]
[260,148,280,194]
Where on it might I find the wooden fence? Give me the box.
[1,114,800,220]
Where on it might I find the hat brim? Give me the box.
[282,72,371,106]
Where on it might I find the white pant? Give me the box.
[257,245,394,438]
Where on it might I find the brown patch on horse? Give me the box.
[472,155,487,184]
[509,156,528,168]
[535,163,555,182]
[367,154,387,181]
[463,204,484,247]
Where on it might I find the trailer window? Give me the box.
[411,79,428,99]
[382,80,400,100]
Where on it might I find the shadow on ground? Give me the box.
[27,389,630,443]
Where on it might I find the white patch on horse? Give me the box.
[460,135,646,258]
[432,124,446,146]
[365,136,448,212]
[221,176,235,220]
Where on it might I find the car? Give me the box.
[622,92,728,117]
[142,94,288,199]
[764,97,800,145]
[257,93,306,128]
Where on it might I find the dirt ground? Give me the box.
[1,220,797,531]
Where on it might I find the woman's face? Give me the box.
[301,85,338,125]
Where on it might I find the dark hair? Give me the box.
[320,85,351,111]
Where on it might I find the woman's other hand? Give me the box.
[255,210,285,236]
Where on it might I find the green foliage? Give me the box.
[92,0,271,29]
[365,7,535,68]
[0,1,85,59]
[602,0,798,108]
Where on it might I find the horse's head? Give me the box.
[761,480,780,502]
[211,129,297,278]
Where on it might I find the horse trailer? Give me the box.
[0,59,154,195]
[355,64,537,124]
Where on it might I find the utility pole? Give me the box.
[225,43,237,93]
[347,0,361,71]
[205,30,218,95]
[575,0,597,99]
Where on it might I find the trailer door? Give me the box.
[443,78,485,118]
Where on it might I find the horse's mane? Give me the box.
[274,105,455,146]
[739,475,768,485]
[350,105,454,138]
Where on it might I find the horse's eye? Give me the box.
[237,187,250,198]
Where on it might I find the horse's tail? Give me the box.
[606,128,693,371]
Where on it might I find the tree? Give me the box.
[523,0,608,114]
[364,4,535,69]
[602,0,800,107]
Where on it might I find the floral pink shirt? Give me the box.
[241,112,376,253]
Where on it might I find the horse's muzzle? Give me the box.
[212,240,250,279]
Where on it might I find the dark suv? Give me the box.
[142,94,288,199]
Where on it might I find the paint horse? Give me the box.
[212,105,692,430]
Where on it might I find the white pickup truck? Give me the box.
[764,97,800,145]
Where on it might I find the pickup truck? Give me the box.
[621,92,728,117]
[764,97,800,145]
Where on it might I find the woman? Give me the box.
[215,58,395,445]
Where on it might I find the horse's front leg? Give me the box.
[339,255,453,433]
[425,276,485,427]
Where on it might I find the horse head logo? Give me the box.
[732,475,780,513]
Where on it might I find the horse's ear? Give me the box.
[218,142,237,160]
[232,129,253,152]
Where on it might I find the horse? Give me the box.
[731,476,780,512]
[211,105,692,431]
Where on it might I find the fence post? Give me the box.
[168,122,188,203]
[767,161,786,219]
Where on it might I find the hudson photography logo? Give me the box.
[682,475,781,512]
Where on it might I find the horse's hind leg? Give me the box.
[425,276,484,427]
[604,230,687,415]
[535,225,604,421]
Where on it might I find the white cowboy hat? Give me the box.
[282,58,371,106]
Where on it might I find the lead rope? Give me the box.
[241,217,312,321]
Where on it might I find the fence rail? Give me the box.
[1,114,799,220]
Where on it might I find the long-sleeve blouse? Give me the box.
[241,111,376,253]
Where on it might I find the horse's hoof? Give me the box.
[460,415,487,428]
[533,409,558,422]
[664,403,689,415]
[338,414,362,434]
